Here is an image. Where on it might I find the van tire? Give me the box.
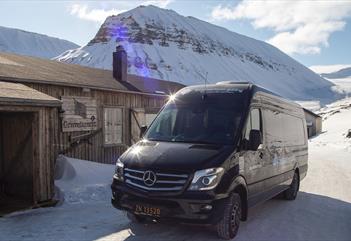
[126,211,146,223]
[216,193,241,240]
[284,171,299,200]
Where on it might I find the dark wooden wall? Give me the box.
[0,112,34,200]
[0,106,56,203]
[27,83,167,164]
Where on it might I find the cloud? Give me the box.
[143,0,173,8]
[211,1,351,55]
[69,4,123,23]
[69,0,173,23]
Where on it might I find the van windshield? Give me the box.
[145,91,246,145]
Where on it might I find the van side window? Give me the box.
[242,108,262,150]
[263,109,305,147]
[251,109,261,131]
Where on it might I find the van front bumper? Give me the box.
[111,181,229,225]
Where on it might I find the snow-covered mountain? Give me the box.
[54,5,338,103]
[321,67,351,79]
[315,66,351,96]
[0,26,79,59]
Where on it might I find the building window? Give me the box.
[104,107,123,145]
[145,113,157,126]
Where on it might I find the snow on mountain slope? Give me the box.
[311,66,351,96]
[0,26,79,59]
[321,67,351,79]
[54,5,338,104]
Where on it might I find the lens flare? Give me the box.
[131,146,143,156]
[168,94,176,102]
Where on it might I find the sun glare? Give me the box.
[168,94,176,102]
[131,146,143,156]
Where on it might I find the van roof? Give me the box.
[179,81,304,110]
[182,81,280,97]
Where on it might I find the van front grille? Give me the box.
[124,168,189,192]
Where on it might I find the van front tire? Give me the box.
[216,193,241,240]
[284,171,299,200]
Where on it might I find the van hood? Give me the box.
[120,140,234,173]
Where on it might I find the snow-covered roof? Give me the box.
[303,108,322,118]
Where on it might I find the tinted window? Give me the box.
[145,91,246,145]
[251,108,261,131]
[263,109,305,146]
[243,108,262,147]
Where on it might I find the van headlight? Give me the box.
[114,158,124,181]
[188,167,224,191]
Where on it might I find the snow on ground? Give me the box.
[1,100,351,241]
[54,155,114,205]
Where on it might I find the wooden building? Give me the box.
[0,47,184,212]
[0,81,61,215]
[303,108,322,138]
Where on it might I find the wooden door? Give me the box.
[130,108,146,144]
[0,112,34,201]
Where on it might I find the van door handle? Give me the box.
[259,152,264,159]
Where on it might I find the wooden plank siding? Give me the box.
[0,105,57,203]
[26,83,167,164]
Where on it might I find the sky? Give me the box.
[0,0,350,68]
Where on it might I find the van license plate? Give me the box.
[135,204,161,217]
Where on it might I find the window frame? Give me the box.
[242,107,263,150]
[103,106,124,147]
[262,108,306,147]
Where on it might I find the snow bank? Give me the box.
[312,98,351,155]
[55,155,115,205]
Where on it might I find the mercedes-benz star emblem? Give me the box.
[143,170,157,187]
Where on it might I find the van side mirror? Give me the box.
[249,129,262,151]
[140,125,147,138]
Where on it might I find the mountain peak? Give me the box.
[103,4,182,29]
[54,6,339,104]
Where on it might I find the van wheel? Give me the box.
[284,171,299,200]
[216,193,241,240]
[126,211,146,223]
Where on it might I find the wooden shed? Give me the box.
[0,49,184,165]
[303,108,322,138]
[0,81,61,215]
